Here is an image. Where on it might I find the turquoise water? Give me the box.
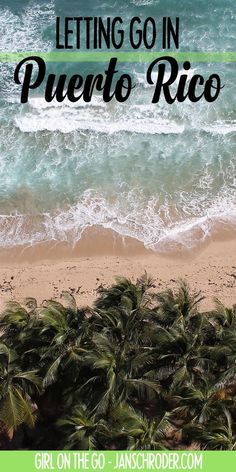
[0,0,235,251]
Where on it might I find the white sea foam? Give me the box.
[134,68,197,89]
[0,189,235,251]
[0,1,55,100]
[0,1,54,52]
[14,104,185,135]
[13,96,236,137]
[29,96,106,110]
[202,121,236,135]
[131,0,156,6]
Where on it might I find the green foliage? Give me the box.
[0,277,235,450]
[0,344,41,439]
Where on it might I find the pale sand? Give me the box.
[0,227,235,312]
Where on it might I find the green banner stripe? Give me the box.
[0,451,236,472]
[0,51,236,62]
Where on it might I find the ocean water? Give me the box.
[0,0,235,251]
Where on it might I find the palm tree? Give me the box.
[211,300,236,330]
[111,403,171,450]
[27,294,91,388]
[0,343,41,439]
[95,273,154,311]
[57,404,109,450]
[155,281,204,327]
[202,409,236,450]
[79,331,160,416]
[0,275,235,450]
[183,409,236,450]
[172,381,233,425]
[0,301,33,350]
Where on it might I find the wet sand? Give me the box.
[0,227,235,312]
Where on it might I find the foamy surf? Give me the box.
[13,98,236,137]
[0,1,54,53]
[0,189,235,251]
[15,112,185,135]
[0,0,236,253]
[202,121,236,135]
[14,94,186,135]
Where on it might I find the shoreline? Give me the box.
[0,227,235,312]
[0,223,235,263]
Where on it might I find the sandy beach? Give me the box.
[0,227,235,312]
